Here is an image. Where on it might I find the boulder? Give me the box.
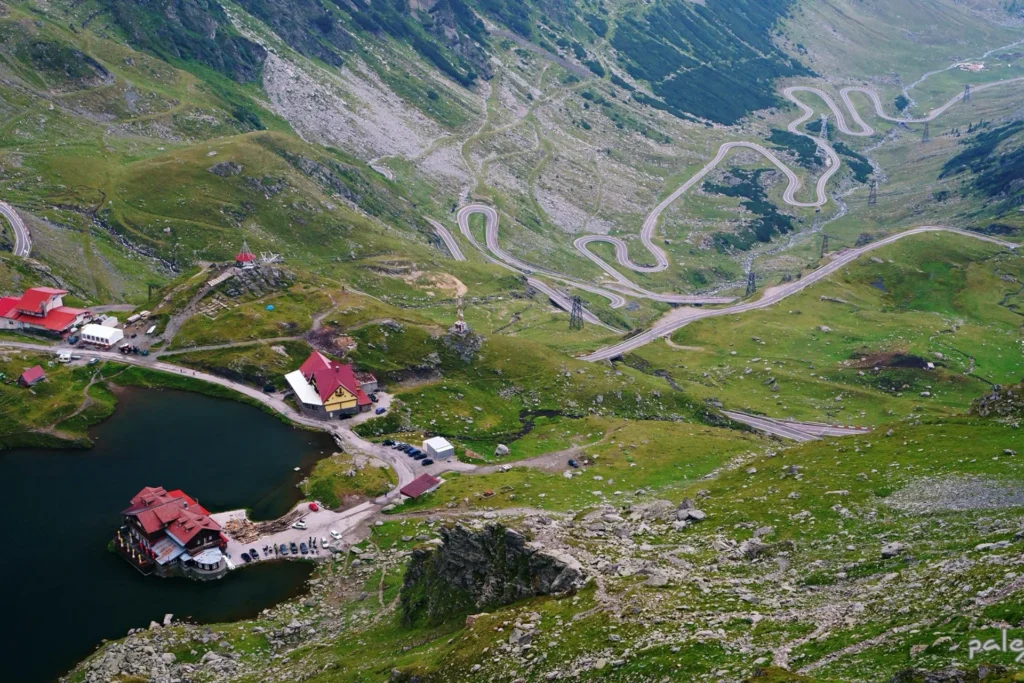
[881,542,907,559]
[495,444,510,457]
[399,524,586,626]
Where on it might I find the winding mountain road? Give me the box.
[581,226,1018,361]
[0,201,31,257]
[433,77,1022,354]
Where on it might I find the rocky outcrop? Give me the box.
[400,524,585,626]
[970,382,1024,420]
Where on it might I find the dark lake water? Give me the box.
[0,387,337,683]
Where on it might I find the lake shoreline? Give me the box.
[1,385,337,683]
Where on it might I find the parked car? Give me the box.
[299,543,308,555]
[87,357,99,366]
[413,453,426,461]
[375,407,387,415]
[568,459,580,468]
[308,502,319,512]
[330,529,342,540]
[68,336,80,345]
[279,544,288,556]
[241,552,251,563]
[292,520,307,530]
[249,548,259,560]
[370,393,379,403]
[290,542,298,554]
[321,537,329,547]
[382,439,395,446]
[421,459,434,466]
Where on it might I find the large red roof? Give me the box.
[0,296,18,318]
[14,287,67,315]
[299,351,372,405]
[123,486,219,540]
[6,306,87,331]
[400,474,441,499]
[0,287,86,331]
[166,508,221,546]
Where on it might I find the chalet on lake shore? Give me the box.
[114,486,229,581]
[285,351,377,420]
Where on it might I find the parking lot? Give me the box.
[212,500,379,568]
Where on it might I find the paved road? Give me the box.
[724,410,871,442]
[0,201,31,257]
[526,277,614,330]
[447,78,1021,339]
[785,79,1024,138]
[0,340,423,497]
[425,217,466,261]
[581,226,1018,361]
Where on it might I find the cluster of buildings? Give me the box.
[114,486,229,581]
[0,287,89,336]
[286,351,378,419]
[0,286,134,348]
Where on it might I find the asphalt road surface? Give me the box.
[0,201,31,257]
[581,226,1018,361]
[440,78,1023,336]
[724,411,872,442]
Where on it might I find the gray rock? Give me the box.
[881,542,907,559]
[399,524,586,625]
[495,444,510,457]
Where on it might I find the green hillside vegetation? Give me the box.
[303,452,397,508]
[703,169,795,250]
[98,0,268,83]
[0,352,115,449]
[611,0,810,124]
[350,325,717,449]
[631,233,1024,425]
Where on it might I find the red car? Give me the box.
[309,502,319,512]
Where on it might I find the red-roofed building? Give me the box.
[18,365,46,387]
[400,474,442,499]
[285,351,377,420]
[114,485,228,581]
[0,287,89,336]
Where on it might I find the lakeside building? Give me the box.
[285,351,377,420]
[0,287,90,336]
[114,486,229,581]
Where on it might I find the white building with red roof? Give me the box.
[0,286,90,336]
[114,486,229,581]
[285,351,377,420]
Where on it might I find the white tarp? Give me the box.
[80,323,123,347]
[285,370,323,406]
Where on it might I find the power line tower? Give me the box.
[820,234,830,259]
[745,272,757,297]
[921,121,930,143]
[569,295,585,330]
[868,181,878,206]
[963,84,971,104]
